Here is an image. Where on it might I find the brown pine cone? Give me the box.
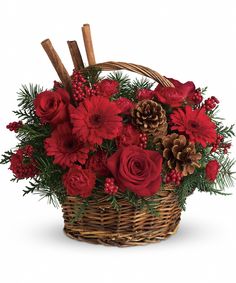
[161,133,202,176]
[131,99,167,139]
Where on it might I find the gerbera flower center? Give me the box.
[90,114,103,127]
[188,120,199,129]
[63,138,78,152]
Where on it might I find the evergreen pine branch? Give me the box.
[70,199,89,223]
[0,150,14,164]
[14,84,43,123]
[107,195,120,211]
[217,124,235,138]
[216,156,235,190]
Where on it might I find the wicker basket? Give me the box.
[62,185,181,246]
[41,25,182,246]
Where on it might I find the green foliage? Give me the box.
[216,155,235,190]
[70,199,89,223]
[13,84,43,123]
[0,150,14,164]
[82,67,102,85]
[108,71,153,102]
[124,190,160,216]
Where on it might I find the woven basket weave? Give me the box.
[61,62,181,246]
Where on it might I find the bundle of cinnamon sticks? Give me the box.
[41,24,96,93]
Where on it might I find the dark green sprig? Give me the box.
[0,150,14,164]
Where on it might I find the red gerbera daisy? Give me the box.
[69,96,122,145]
[44,122,89,167]
[170,105,217,147]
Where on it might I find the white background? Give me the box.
[0,0,236,282]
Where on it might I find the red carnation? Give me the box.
[44,122,90,168]
[114,97,134,115]
[96,79,119,98]
[34,88,70,126]
[63,165,96,198]
[107,145,163,197]
[205,160,220,182]
[69,96,122,145]
[86,150,109,177]
[10,145,38,179]
[116,124,140,147]
[155,78,195,108]
[170,105,217,147]
[137,89,155,101]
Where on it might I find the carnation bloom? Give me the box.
[10,145,38,179]
[44,122,90,168]
[69,96,122,145]
[170,105,217,147]
[86,150,109,177]
[63,165,96,198]
[114,97,134,115]
[116,124,140,147]
[205,160,220,181]
[137,89,155,101]
[96,79,119,98]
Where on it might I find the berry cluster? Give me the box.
[188,90,203,105]
[104,178,118,195]
[71,70,96,103]
[139,133,148,149]
[6,121,23,133]
[165,169,183,186]
[203,96,219,111]
[10,145,38,179]
[211,134,232,154]
[211,134,224,153]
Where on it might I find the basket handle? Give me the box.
[86,61,174,87]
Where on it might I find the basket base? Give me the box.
[63,221,180,247]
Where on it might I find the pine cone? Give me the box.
[131,99,167,139]
[161,133,202,176]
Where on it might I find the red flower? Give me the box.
[107,145,163,197]
[69,96,122,145]
[114,97,134,115]
[34,88,70,126]
[96,79,119,98]
[170,105,217,147]
[10,145,38,179]
[155,78,195,108]
[137,89,155,101]
[44,122,89,168]
[86,150,109,177]
[63,165,96,198]
[205,160,220,182]
[116,124,140,147]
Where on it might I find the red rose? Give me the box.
[86,151,109,177]
[116,124,140,147]
[114,97,134,115]
[155,78,195,108]
[96,79,119,98]
[63,165,96,198]
[205,160,220,182]
[34,88,70,125]
[107,145,163,197]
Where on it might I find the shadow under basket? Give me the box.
[62,185,181,247]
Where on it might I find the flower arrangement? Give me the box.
[2,70,235,208]
[1,24,235,245]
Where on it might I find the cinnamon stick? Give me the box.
[67,40,84,70]
[82,24,96,66]
[41,39,72,93]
